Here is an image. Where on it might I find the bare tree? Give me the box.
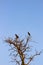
[5,32,42,65]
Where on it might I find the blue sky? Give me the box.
[0,0,43,65]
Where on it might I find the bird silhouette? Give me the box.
[28,32,30,36]
[15,34,19,38]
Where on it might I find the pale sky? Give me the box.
[0,0,43,65]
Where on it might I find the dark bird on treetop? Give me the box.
[28,32,30,36]
[15,34,19,38]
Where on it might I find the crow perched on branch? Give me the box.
[28,32,30,36]
[15,34,19,39]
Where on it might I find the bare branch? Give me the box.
[5,32,42,65]
[27,51,42,65]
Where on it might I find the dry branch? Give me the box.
[5,32,42,65]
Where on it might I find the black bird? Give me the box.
[15,34,19,38]
[28,32,30,36]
